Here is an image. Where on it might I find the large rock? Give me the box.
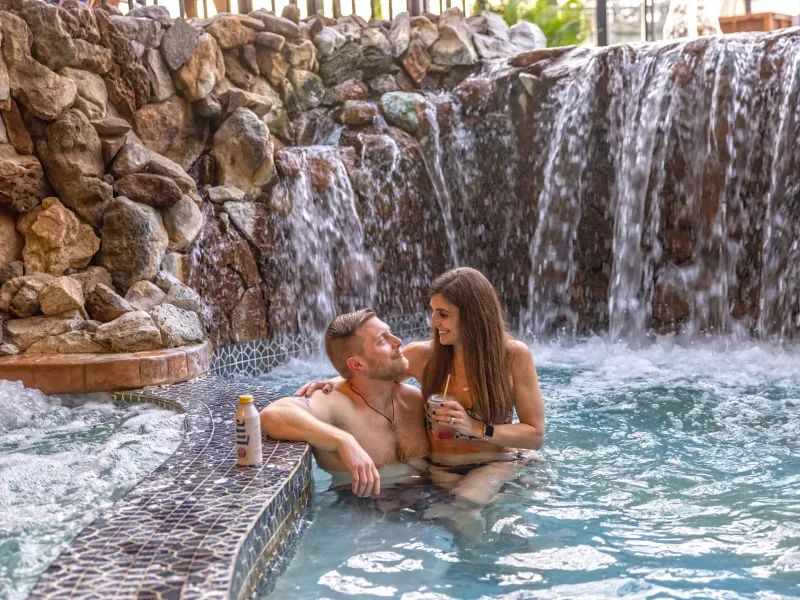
[150,303,204,348]
[109,16,164,49]
[286,69,324,112]
[230,285,267,343]
[163,195,203,252]
[0,206,22,267]
[410,15,438,48]
[430,8,478,66]
[68,266,113,296]
[60,67,108,121]
[129,5,172,25]
[164,281,203,314]
[248,10,300,38]
[510,21,546,51]
[21,197,100,276]
[86,283,133,323]
[338,100,377,126]
[389,12,410,58]
[282,39,316,70]
[145,48,176,103]
[312,26,345,58]
[174,33,225,102]
[94,310,163,352]
[211,108,276,200]
[380,91,426,136]
[256,31,286,51]
[2,100,33,155]
[0,11,76,121]
[113,173,183,208]
[323,78,369,106]
[206,15,258,49]
[145,151,198,194]
[26,330,105,354]
[360,27,391,70]
[0,261,23,287]
[36,109,111,228]
[0,273,53,318]
[224,88,274,118]
[99,197,169,291]
[0,145,45,213]
[223,51,254,89]
[255,47,290,87]
[401,38,431,84]
[111,142,149,177]
[125,280,166,311]
[472,33,516,59]
[208,185,245,204]
[3,309,83,351]
[133,95,208,172]
[14,1,75,72]
[160,18,200,71]
[38,276,85,316]
[318,42,363,86]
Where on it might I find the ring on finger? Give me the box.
[449,416,455,425]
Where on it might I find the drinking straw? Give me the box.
[443,374,451,397]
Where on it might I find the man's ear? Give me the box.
[346,356,364,374]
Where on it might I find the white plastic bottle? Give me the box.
[235,395,262,466]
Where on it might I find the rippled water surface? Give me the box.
[0,381,185,600]
[255,338,800,599]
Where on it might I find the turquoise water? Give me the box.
[254,338,800,599]
[0,381,185,600]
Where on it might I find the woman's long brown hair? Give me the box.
[421,267,513,424]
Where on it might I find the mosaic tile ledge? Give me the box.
[29,376,311,600]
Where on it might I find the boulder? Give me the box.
[255,31,286,51]
[145,48,176,103]
[68,266,113,295]
[38,276,85,316]
[150,303,204,348]
[3,309,83,351]
[281,4,301,24]
[510,21,546,51]
[0,11,77,121]
[255,47,290,87]
[248,10,300,38]
[164,281,203,314]
[282,39,316,70]
[401,38,431,84]
[224,88,274,118]
[360,27,392,69]
[318,42,363,86]
[21,198,100,276]
[0,273,53,318]
[26,330,105,354]
[389,12,410,58]
[211,108,276,200]
[94,310,163,352]
[286,69,324,112]
[133,95,208,172]
[473,33,516,59]
[145,151,198,195]
[430,8,478,66]
[112,173,183,208]
[154,270,181,293]
[380,91,426,136]
[14,1,75,72]
[230,285,267,343]
[0,145,45,213]
[60,67,108,121]
[111,142,149,177]
[206,15,258,49]
[208,185,245,204]
[35,109,111,227]
[2,100,33,155]
[312,26,345,58]
[86,283,133,322]
[163,195,203,252]
[125,280,166,311]
[160,18,200,71]
[128,5,172,25]
[0,207,22,267]
[174,33,225,102]
[410,15,438,48]
[99,196,169,291]
[323,78,369,106]
[223,51,254,89]
[338,100,377,126]
[0,261,23,287]
[90,116,131,137]
[0,342,19,356]
[109,16,164,49]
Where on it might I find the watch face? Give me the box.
[485,424,494,438]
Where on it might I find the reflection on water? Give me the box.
[255,338,800,599]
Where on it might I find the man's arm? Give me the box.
[260,396,381,497]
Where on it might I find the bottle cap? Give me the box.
[238,395,254,405]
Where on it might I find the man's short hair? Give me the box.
[325,308,376,378]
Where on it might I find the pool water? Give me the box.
[0,381,186,600]
[253,338,800,599]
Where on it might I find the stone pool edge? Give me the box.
[26,313,429,599]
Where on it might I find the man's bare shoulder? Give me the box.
[393,382,424,406]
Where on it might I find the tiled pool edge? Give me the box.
[28,313,429,599]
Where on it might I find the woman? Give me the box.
[299,267,545,468]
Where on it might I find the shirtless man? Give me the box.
[260,309,429,497]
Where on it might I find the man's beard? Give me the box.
[366,355,409,381]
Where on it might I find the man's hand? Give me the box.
[336,435,381,497]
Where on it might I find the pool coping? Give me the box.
[26,313,429,599]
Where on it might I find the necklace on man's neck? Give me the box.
[348,381,396,431]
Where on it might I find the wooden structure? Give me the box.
[720,12,794,33]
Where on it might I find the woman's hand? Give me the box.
[433,400,484,438]
[294,380,333,397]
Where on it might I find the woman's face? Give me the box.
[430,293,461,346]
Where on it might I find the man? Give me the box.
[260,309,429,497]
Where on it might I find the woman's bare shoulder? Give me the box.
[403,340,432,356]
[506,339,534,363]
[402,340,431,380]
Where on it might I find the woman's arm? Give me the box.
[433,341,545,450]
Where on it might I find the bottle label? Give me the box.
[235,418,250,458]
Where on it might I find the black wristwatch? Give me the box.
[481,423,494,441]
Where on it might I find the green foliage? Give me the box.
[472,0,590,47]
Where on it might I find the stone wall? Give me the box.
[0,0,546,351]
